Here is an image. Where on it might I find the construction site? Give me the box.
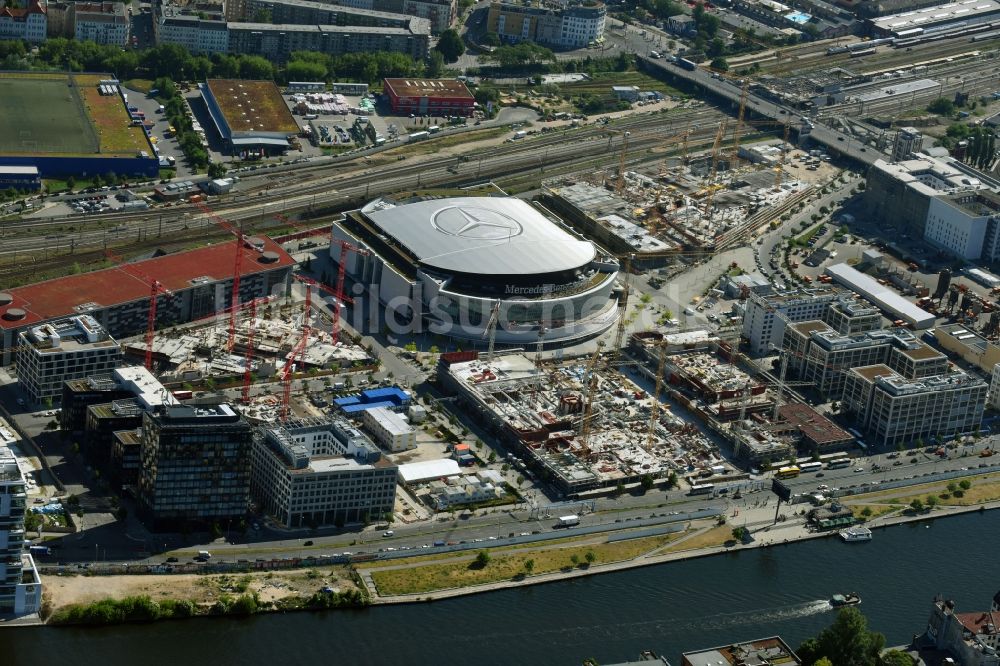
[540,132,819,267]
[438,346,730,497]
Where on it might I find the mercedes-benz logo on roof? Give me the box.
[431,206,523,240]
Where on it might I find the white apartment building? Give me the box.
[0,423,42,617]
[251,418,397,528]
[843,365,987,448]
[76,3,129,45]
[362,406,416,452]
[0,0,47,42]
[16,315,123,406]
[156,13,229,53]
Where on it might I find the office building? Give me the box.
[823,297,882,336]
[111,428,142,487]
[681,636,802,666]
[741,289,833,357]
[362,406,416,452]
[138,404,252,530]
[60,365,177,433]
[0,236,294,367]
[487,1,605,48]
[16,315,122,406]
[925,190,1000,261]
[783,322,947,398]
[252,417,397,528]
[892,127,924,162]
[864,154,984,236]
[382,78,475,117]
[842,365,986,447]
[0,422,42,617]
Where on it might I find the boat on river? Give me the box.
[839,525,873,542]
[830,592,861,607]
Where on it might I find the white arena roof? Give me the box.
[362,197,596,275]
[398,458,461,484]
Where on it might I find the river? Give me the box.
[3,510,996,666]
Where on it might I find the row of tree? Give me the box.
[798,607,915,666]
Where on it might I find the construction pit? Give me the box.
[439,352,731,497]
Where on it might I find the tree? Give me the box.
[909,498,924,513]
[640,474,655,492]
[523,558,535,574]
[435,28,466,63]
[881,650,915,666]
[666,471,679,489]
[65,175,76,191]
[475,550,491,567]
[570,553,580,566]
[797,607,885,666]
[731,526,747,542]
[585,550,596,565]
[926,494,939,509]
[482,31,501,47]
[710,57,729,72]
[928,97,956,116]
[207,162,228,179]
[426,50,445,78]
[959,479,972,490]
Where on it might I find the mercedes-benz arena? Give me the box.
[332,196,621,345]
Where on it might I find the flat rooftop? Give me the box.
[0,236,293,330]
[682,636,801,666]
[778,403,852,445]
[383,78,474,100]
[204,79,298,135]
[871,0,1000,32]
[851,363,897,382]
[825,263,936,329]
[791,320,833,337]
[897,342,946,361]
[937,323,992,354]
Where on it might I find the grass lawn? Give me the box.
[793,224,822,246]
[847,472,1000,508]
[122,78,154,94]
[368,532,685,596]
[77,75,151,156]
[848,504,901,521]
[661,524,732,552]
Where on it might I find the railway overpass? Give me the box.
[637,55,886,167]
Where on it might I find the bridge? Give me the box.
[637,55,886,167]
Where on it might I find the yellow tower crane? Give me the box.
[646,340,668,453]
[579,341,605,449]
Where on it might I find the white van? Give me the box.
[197,550,212,559]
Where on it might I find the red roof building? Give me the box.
[383,78,475,118]
[0,236,294,364]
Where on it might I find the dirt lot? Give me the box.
[44,566,361,611]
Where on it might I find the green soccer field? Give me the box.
[0,76,99,155]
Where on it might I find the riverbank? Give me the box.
[18,488,1000,627]
[359,496,1000,605]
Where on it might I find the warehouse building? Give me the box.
[251,417,397,528]
[0,236,294,366]
[332,194,620,346]
[200,79,301,156]
[382,78,475,117]
[869,0,1000,37]
[935,323,1000,372]
[842,365,986,447]
[824,263,937,329]
[0,166,41,192]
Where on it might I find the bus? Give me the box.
[775,466,800,479]
[799,462,823,474]
[688,483,715,495]
[826,458,851,469]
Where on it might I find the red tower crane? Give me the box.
[194,202,250,351]
[280,333,309,422]
[104,250,173,370]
